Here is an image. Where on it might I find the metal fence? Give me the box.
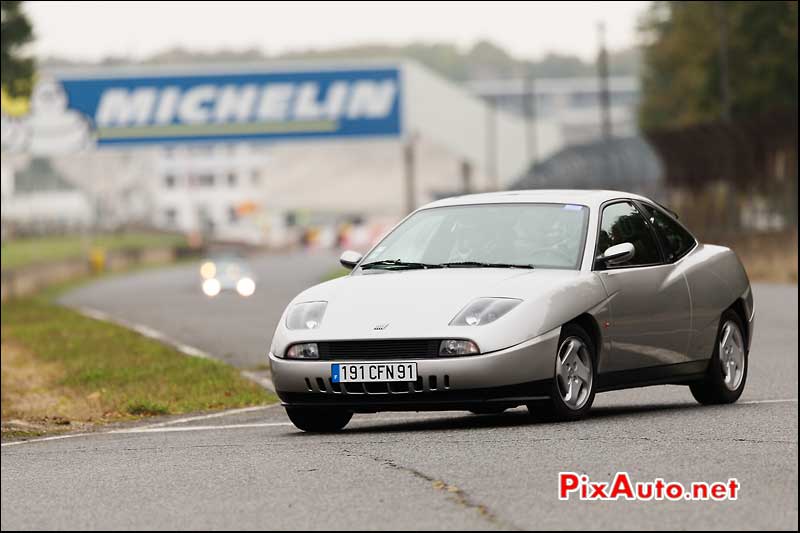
[511,109,798,237]
[645,109,798,235]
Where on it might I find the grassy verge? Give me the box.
[710,230,798,284]
[1,291,275,439]
[1,232,187,270]
[322,267,350,281]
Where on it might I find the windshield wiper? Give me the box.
[439,261,535,269]
[360,259,444,270]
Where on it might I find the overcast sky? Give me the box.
[25,1,650,62]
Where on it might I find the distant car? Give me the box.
[200,255,256,297]
[270,190,754,432]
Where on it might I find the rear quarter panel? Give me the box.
[683,244,751,361]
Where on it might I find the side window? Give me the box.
[639,203,696,262]
[596,202,662,268]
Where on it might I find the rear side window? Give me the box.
[639,203,696,262]
[596,202,662,267]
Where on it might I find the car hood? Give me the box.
[272,268,607,354]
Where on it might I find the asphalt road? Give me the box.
[1,255,797,530]
[59,250,341,369]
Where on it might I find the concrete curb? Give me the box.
[1,244,202,302]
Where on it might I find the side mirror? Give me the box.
[596,242,635,267]
[339,250,363,270]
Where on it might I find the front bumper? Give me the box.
[269,328,560,408]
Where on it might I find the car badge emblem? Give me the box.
[373,323,390,330]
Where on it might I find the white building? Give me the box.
[1,156,94,234]
[151,143,272,244]
[468,76,640,149]
[2,60,574,243]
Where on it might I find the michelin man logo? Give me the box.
[0,79,94,155]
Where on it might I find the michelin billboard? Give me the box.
[1,66,402,153]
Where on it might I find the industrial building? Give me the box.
[1,60,640,244]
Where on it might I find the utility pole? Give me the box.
[460,159,473,194]
[485,96,499,190]
[523,68,538,170]
[597,21,612,142]
[596,20,616,189]
[715,2,732,122]
[403,134,417,213]
[714,2,737,230]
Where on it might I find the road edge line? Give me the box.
[73,306,274,389]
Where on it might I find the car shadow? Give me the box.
[286,400,726,436]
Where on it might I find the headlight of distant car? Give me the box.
[202,278,221,297]
[285,342,319,359]
[286,301,328,330]
[236,277,256,297]
[449,297,522,326]
[200,261,216,279]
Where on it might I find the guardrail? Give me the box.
[0,245,203,302]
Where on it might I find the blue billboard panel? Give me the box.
[57,67,402,146]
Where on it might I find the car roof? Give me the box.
[419,189,653,211]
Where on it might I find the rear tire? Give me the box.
[285,407,352,432]
[527,323,596,421]
[690,309,748,405]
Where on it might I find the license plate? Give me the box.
[331,362,418,383]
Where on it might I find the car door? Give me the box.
[593,200,692,374]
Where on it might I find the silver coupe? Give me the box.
[269,190,754,432]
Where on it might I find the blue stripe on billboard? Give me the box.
[58,68,402,145]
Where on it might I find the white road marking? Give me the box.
[241,370,276,392]
[0,405,282,448]
[4,399,797,448]
[140,404,280,429]
[72,307,271,386]
[1,432,95,448]
[110,422,292,434]
[112,415,453,435]
[176,344,210,359]
[77,307,109,321]
[131,324,164,340]
[741,398,798,405]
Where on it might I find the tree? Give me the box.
[638,1,798,130]
[83,40,638,84]
[1,0,35,97]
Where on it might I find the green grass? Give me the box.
[1,291,275,438]
[1,232,188,270]
[125,401,170,416]
[322,267,350,281]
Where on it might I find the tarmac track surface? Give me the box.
[2,254,797,530]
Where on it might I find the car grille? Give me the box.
[317,339,441,360]
[304,374,451,394]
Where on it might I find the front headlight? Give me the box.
[285,343,319,359]
[449,298,522,326]
[439,339,479,356]
[286,301,328,330]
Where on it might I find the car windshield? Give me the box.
[363,203,590,270]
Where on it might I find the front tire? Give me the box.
[285,407,353,432]
[690,309,748,405]
[528,323,596,421]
